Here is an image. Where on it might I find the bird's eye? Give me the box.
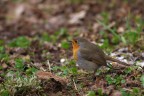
[74,40,78,43]
[72,39,78,44]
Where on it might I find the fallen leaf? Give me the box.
[36,71,68,85]
[111,90,122,96]
[136,61,144,67]
[68,10,86,24]
[2,63,8,69]
[47,15,66,29]
[6,4,25,23]
[117,26,125,33]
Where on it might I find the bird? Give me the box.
[70,37,130,77]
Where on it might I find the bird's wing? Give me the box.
[79,48,107,66]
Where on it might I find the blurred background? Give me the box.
[0,0,143,40]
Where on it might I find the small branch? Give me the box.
[73,78,78,91]
[46,60,51,72]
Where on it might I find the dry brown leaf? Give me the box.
[2,63,8,69]
[111,90,122,96]
[36,71,68,85]
[68,10,86,24]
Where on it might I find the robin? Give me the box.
[71,37,130,76]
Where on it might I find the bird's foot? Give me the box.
[93,76,96,81]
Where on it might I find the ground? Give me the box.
[0,0,144,96]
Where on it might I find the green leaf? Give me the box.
[0,54,9,62]
[100,11,109,25]
[121,36,127,44]
[140,75,144,87]
[59,66,69,76]
[87,91,96,96]
[105,75,116,85]
[97,88,103,96]
[51,66,60,71]
[121,79,126,84]
[0,90,9,96]
[123,31,139,44]
[26,67,38,75]
[55,28,68,37]
[70,67,78,75]
[41,33,51,42]
[124,67,132,74]
[50,35,57,43]
[112,36,120,44]
[132,88,140,93]
[0,46,4,53]
[121,90,130,96]
[106,75,125,85]
[0,39,4,45]
[9,36,30,48]
[101,39,110,49]
[61,41,70,49]
[69,60,76,65]
[15,58,24,71]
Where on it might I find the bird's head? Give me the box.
[71,37,88,49]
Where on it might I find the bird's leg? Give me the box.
[92,66,101,81]
[92,70,97,81]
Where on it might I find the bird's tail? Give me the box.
[105,55,131,66]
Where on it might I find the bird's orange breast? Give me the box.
[72,41,79,61]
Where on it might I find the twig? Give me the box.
[46,60,51,72]
[122,88,133,92]
[30,62,46,71]
[73,78,78,90]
